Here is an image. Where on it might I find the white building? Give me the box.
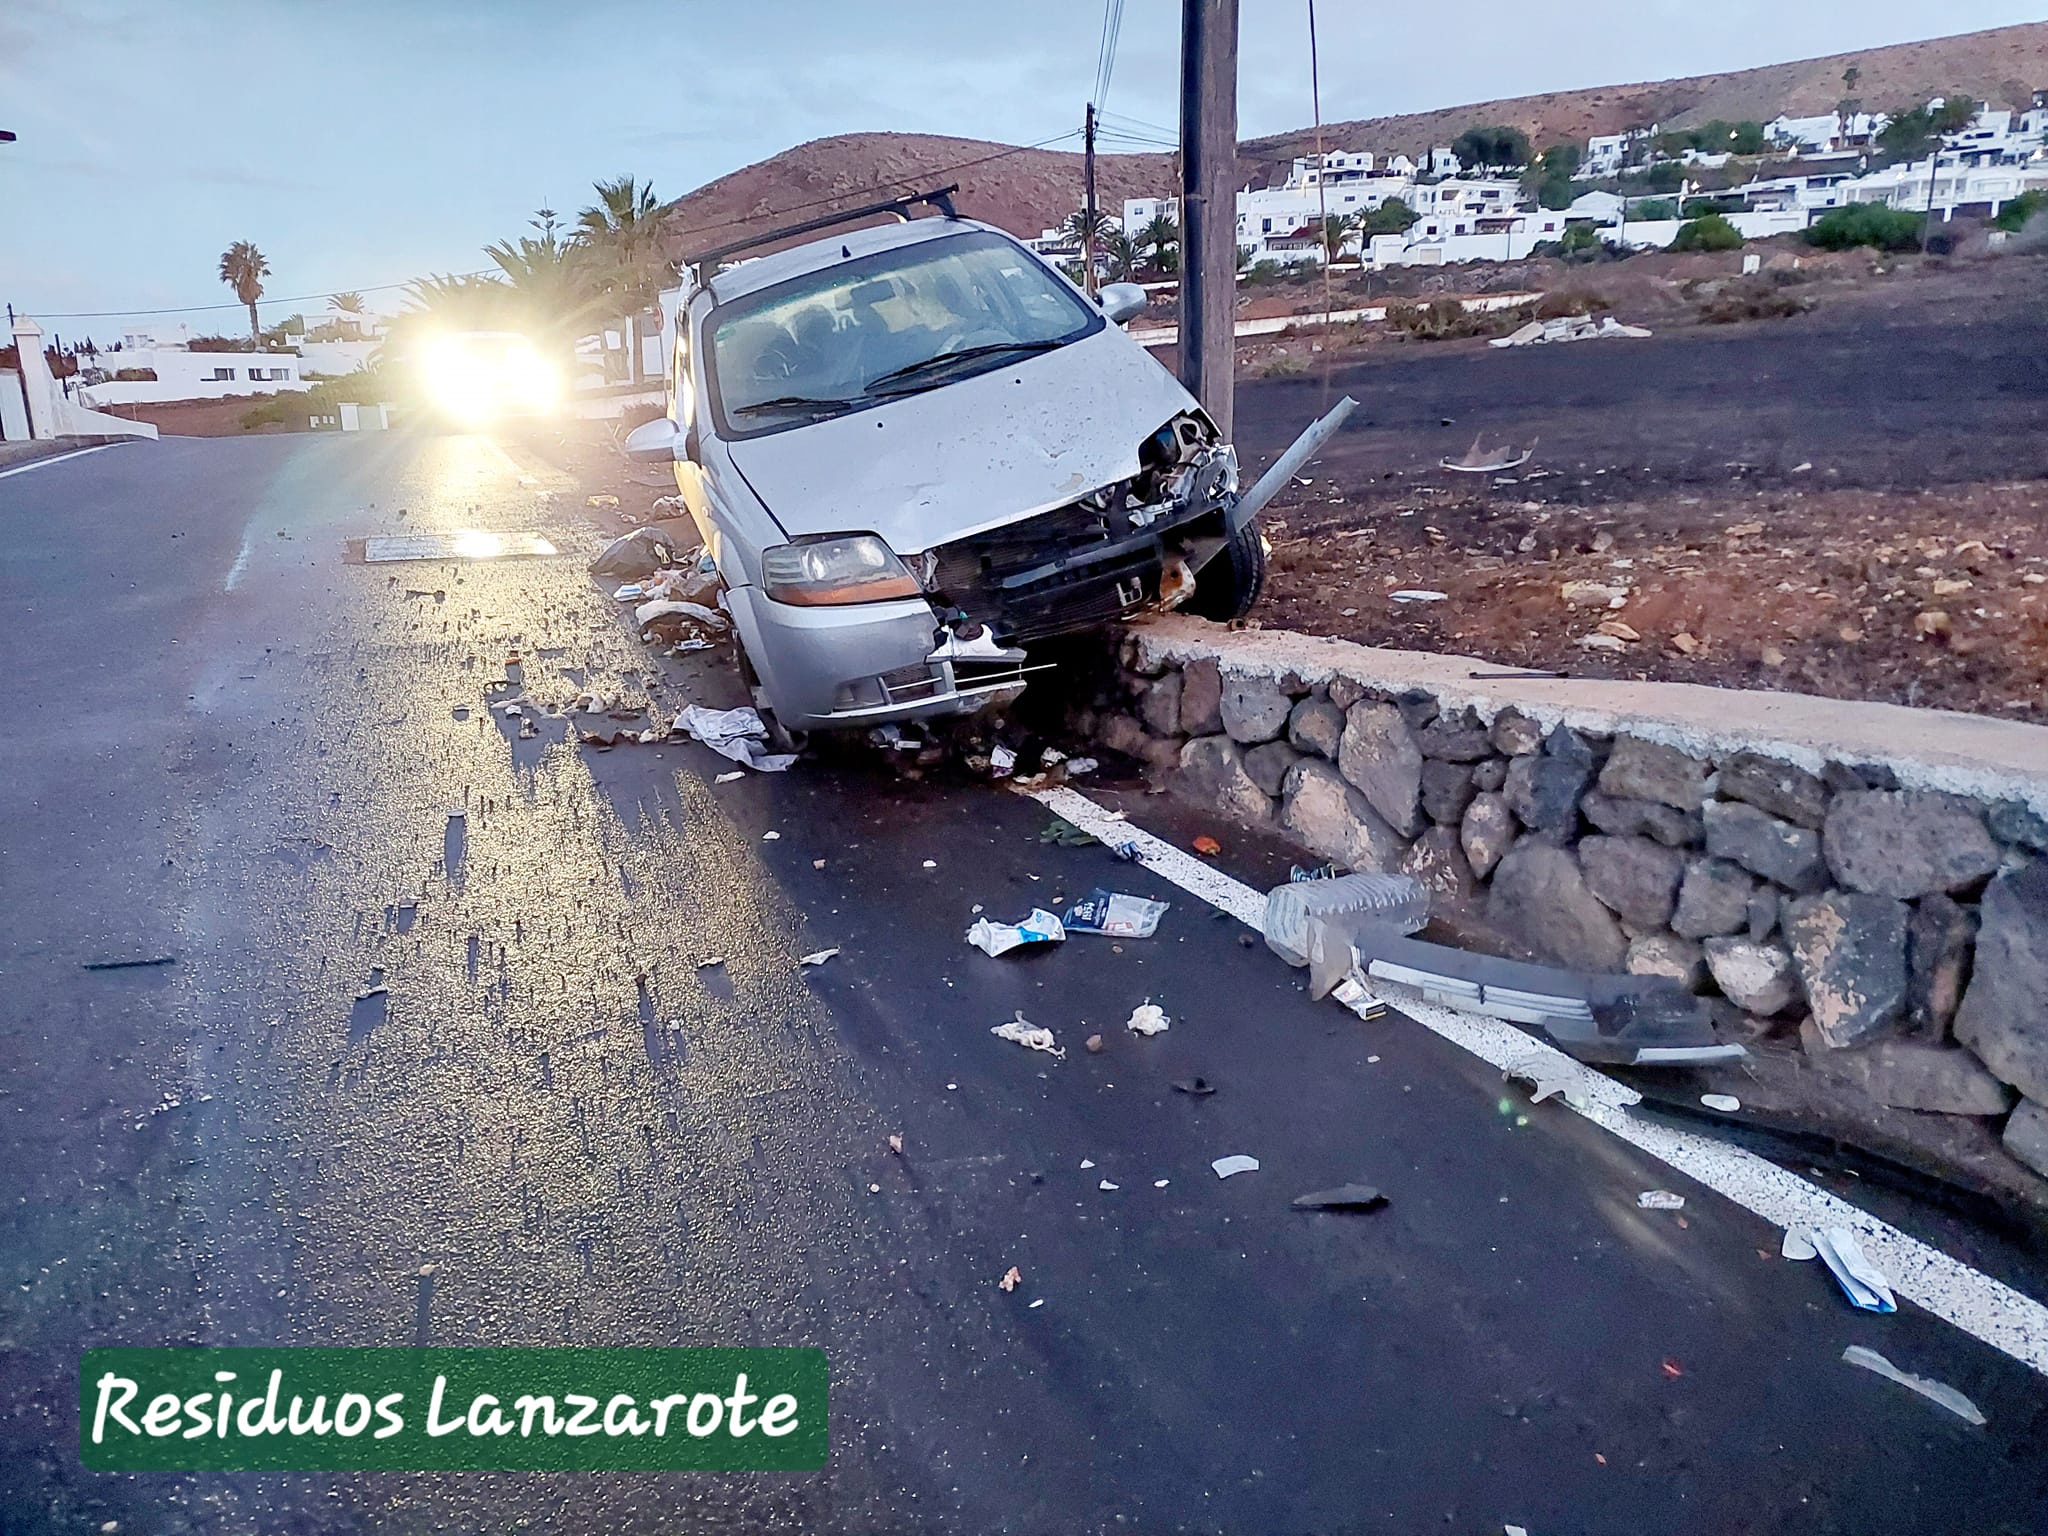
[1581,133,1633,176]
[77,347,307,407]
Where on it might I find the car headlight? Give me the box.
[761,534,921,605]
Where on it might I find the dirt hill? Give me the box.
[658,21,2048,256]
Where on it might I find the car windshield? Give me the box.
[706,229,1100,434]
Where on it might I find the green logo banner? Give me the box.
[80,1348,827,1471]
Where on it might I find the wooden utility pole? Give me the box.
[1178,0,1238,440]
[1083,102,1100,296]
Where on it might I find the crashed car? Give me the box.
[628,187,1311,739]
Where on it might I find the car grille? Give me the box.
[928,504,1160,645]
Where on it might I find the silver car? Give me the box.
[626,193,1270,739]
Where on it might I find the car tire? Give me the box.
[1183,519,1266,623]
[735,637,806,756]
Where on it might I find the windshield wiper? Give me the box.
[733,393,862,418]
[865,339,1065,393]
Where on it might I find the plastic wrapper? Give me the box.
[1063,889,1169,938]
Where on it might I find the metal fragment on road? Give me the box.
[1841,1345,1985,1425]
[1211,1154,1259,1179]
[363,531,560,562]
[1292,1182,1386,1211]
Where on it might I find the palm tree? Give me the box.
[576,176,674,384]
[1059,208,1116,249]
[218,241,269,347]
[1139,213,1180,273]
[484,213,605,365]
[1318,212,1359,265]
[331,290,365,315]
[1100,230,1139,283]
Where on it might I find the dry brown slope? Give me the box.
[655,22,2048,253]
[659,132,1173,262]
[1247,20,2048,168]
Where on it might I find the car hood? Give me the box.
[725,326,1198,555]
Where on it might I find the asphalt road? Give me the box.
[1230,264,2048,500]
[4,432,2047,1535]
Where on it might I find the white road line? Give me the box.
[1029,782,2048,1377]
[0,442,126,480]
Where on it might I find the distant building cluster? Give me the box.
[73,308,383,408]
[1024,94,2048,273]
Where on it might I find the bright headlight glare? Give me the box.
[762,535,920,605]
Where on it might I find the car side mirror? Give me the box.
[1098,282,1148,326]
[624,416,684,463]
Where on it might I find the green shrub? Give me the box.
[1670,212,1744,252]
[1993,191,2047,232]
[1805,204,1924,252]
[1630,199,1679,222]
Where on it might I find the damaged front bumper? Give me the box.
[919,441,1240,648]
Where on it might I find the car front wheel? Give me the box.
[1182,519,1266,623]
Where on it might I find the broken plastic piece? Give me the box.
[1211,1154,1259,1179]
[1781,1227,1818,1261]
[1389,589,1448,603]
[991,1011,1063,1058]
[1264,872,1429,968]
[1700,1093,1742,1113]
[1065,889,1170,938]
[966,908,1066,958]
[1065,756,1098,775]
[1098,1180,1120,1192]
[798,948,840,967]
[714,771,744,784]
[1637,1190,1686,1211]
[1440,434,1536,474]
[1292,1182,1386,1212]
[1811,1227,1897,1313]
[1125,1001,1169,1036]
[999,1265,1022,1293]
[1841,1345,1985,1425]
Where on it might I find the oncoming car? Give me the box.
[418,331,562,425]
[627,187,1340,740]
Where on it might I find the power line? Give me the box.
[32,129,1087,323]
[1092,0,1128,114]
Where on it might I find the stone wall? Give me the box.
[1081,617,2048,1178]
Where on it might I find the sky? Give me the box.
[0,0,2035,339]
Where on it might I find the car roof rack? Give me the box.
[683,184,961,281]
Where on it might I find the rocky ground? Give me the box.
[1240,248,2048,724]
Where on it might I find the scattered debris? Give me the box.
[1192,835,1222,856]
[1098,1180,1120,1191]
[1841,1345,1985,1425]
[1085,1033,1106,1054]
[1661,1359,1685,1379]
[81,955,176,972]
[1781,1227,1818,1261]
[589,526,675,580]
[1263,871,1428,967]
[673,705,797,772]
[1172,1076,1217,1096]
[887,1133,904,1156]
[798,948,840,968]
[999,1265,1022,1293]
[1504,1054,1578,1106]
[714,771,744,784]
[695,956,725,969]
[1029,1298,1044,1309]
[1389,589,1448,603]
[587,494,620,508]
[1440,434,1536,474]
[1125,1001,1170,1036]
[1490,314,1651,348]
[1700,1093,1741,1113]
[1040,816,1098,847]
[1637,1190,1686,1211]
[1577,633,1629,652]
[1065,889,1170,938]
[1810,1227,1897,1313]
[1211,1154,1260,1179]
[1064,756,1098,775]
[967,908,1066,957]
[991,1012,1063,1057]
[1330,976,1390,1021]
[762,830,780,840]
